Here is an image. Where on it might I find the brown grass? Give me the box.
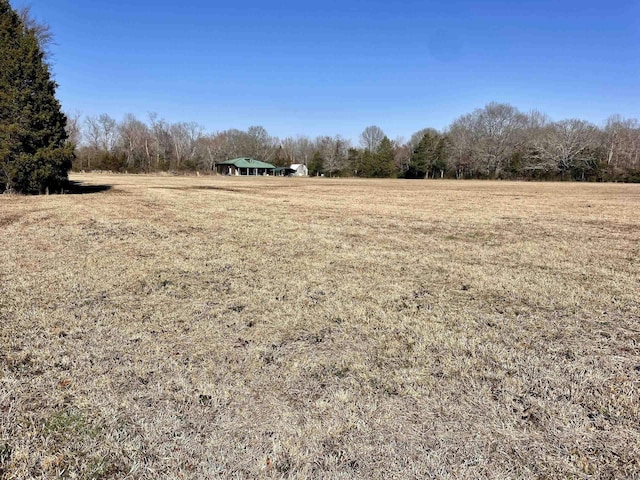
[1,173,639,479]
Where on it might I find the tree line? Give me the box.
[69,104,640,182]
[3,0,639,195]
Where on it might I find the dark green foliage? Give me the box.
[503,150,524,179]
[407,133,431,178]
[347,148,361,176]
[373,136,396,178]
[308,151,324,176]
[359,150,374,177]
[407,131,449,179]
[271,146,288,167]
[358,137,397,178]
[431,136,449,178]
[0,0,73,193]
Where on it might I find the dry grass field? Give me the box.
[1,173,639,479]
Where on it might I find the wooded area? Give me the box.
[69,104,640,181]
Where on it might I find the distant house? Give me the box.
[290,164,309,176]
[273,164,309,177]
[215,158,276,176]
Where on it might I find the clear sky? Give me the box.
[18,0,640,141]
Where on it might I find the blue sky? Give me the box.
[19,0,640,141]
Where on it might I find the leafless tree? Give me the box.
[359,125,385,152]
[446,116,477,178]
[219,129,245,160]
[604,115,640,172]
[476,103,528,176]
[519,110,553,173]
[393,138,412,174]
[119,114,152,170]
[198,133,229,171]
[526,110,551,130]
[448,103,528,177]
[18,5,54,60]
[246,126,277,161]
[534,119,600,177]
[82,114,119,169]
[64,111,82,147]
[209,127,277,163]
[168,122,203,169]
[281,135,315,166]
[317,135,350,176]
[85,114,118,153]
[148,113,172,169]
[280,137,298,165]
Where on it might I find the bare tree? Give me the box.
[447,103,528,177]
[85,114,118,153]
[519,110,553,173]
[280,137,298,165]
[168,122,203,169]
[446,115,478,178]
[198,133,229,171]
[119,114,152,171]
[281,135,315,166]
[359,125,385,152]
[317,135,350,176]
[474,102,528,177]
[148,113,172,169]
[246,126,277,161]
[83,117,101,153]
[604,115,640,172]
[534,119,600,177]
[82,114,119,169]
[18,5,54,60]
[209,127,277,163]
[215,129,250,160]
[526,110,551,130]
[64,111,82,147]
[393,137,412,174]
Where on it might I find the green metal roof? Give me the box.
[217,157,275,169]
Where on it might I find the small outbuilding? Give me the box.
[216,157,276,176]
[290,164,309,176]
[273,164,309,176]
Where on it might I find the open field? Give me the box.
[1,174,639,479]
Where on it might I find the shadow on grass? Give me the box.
[66,181,112,195]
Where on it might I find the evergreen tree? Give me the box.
[346,148,361,176]
[308,151,324,176]
[431,136,450,178]
[0,0,73,193]
[372,136,396,178]
[408,131,437,178]
[407,137,427,178]
[360,149,375,177]
[271,145,287,167]
[407,131,450,178]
